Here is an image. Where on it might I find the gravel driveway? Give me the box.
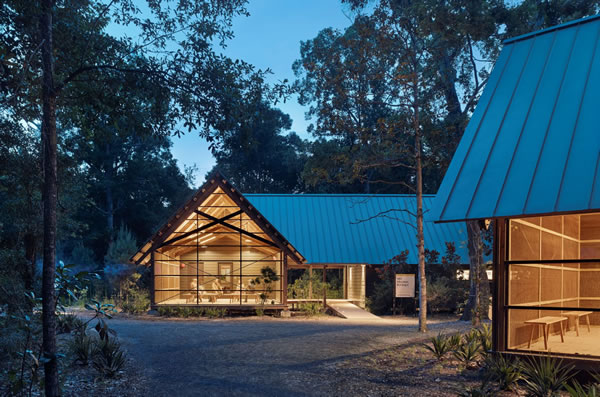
[111,315,468,396]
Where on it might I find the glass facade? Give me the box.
[506,213,600,357]
[152,187,284,306]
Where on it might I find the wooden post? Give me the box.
[150,250,155,308]
[309,265,313,299]
[283,254,288,305]
[393,274,397,316]
[492,218,507,352]
[323,265,327,308]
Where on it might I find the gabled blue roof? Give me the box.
[246,194,469,264]
[430,14,600,222]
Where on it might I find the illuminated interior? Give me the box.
[153,186,284,306]
[507,213,600,356]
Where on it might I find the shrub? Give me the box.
[520,355,577,397]
[564,379,600,397]
[120,287,149,314]
[69,332,96,366]
[255,308,264,317]
[298,302,322,316]
[454,340,481,369]
[57,313,84,334]
[448,333,462,350]
[457,380,496,397]
[92,339,127,378]
[422,333,452,361]
[483,353,521,391]
[204,308,227,318]
[477,324,492,355]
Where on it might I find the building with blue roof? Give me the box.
[430,15,600,364]
[132,173,470,311]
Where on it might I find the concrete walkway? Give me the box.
[109,315,468,396]
[327,302,382,320]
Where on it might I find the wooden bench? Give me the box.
[525,316,568,350]
[562,311,592,336]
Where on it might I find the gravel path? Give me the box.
[110,315,469,396]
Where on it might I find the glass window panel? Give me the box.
[509,221,540,261]
[541,231,562,260]
[509,265,539,305]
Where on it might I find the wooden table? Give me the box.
[525,316,568,350]
[562,311,592,336]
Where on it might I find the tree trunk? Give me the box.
[40,0,59,395]
[461,220,489,324]
[414,76,427,333]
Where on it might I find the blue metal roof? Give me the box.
[246,194,469,264]
[430,15,600,223]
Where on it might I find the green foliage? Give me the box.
[54,261,99,314]
[288,270,343,300]
[457,379,496,397]
[483,353,522,391]
[69,332,96,366]
[520,355,577,397]
[250,266,281,305]
[255,308,265,317]
[565,380,600,397]
[92,339,127,378]
[477,324,492,354]
[298,302,323,316]
[119,273,150,314]
[208,99,308,193]
[84,300,117,342]
[422,333,452,361]
[104,226,137,266]
[448,333,462,351]
[453,340,481,370]
[56,313,84,334]
[204,308,227,319]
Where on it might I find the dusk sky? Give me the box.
[169,1,354,185]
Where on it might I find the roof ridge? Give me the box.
[244,193,436,197]
[504,13,600,45]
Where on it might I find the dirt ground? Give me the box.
[106,314,473,396]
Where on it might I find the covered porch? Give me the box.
[287,263,366,308]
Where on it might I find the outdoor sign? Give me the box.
[394,274,415,298]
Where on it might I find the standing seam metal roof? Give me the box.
[246,194,469,264]
[430,14,600,222]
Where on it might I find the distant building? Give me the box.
[131,172,470,312]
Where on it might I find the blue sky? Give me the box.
[169,1,354,186]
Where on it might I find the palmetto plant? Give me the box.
[92,339,127,378]
[457,379,496,397]
[520,355,577,397]
[448,333,462,350]
[477,324,492,354]
[422,333,452,361]
[483,353,522,391]
[565,380,600,397]
[454,340,481,369]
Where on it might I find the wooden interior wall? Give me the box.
[507,215,581,348]
[346,265,365,307]
[507,213,600,349]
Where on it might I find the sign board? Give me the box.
[394,274,415,298]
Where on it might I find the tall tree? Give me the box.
[208,100,308,193]
[1,1,274,393]
[295,4,436,332]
